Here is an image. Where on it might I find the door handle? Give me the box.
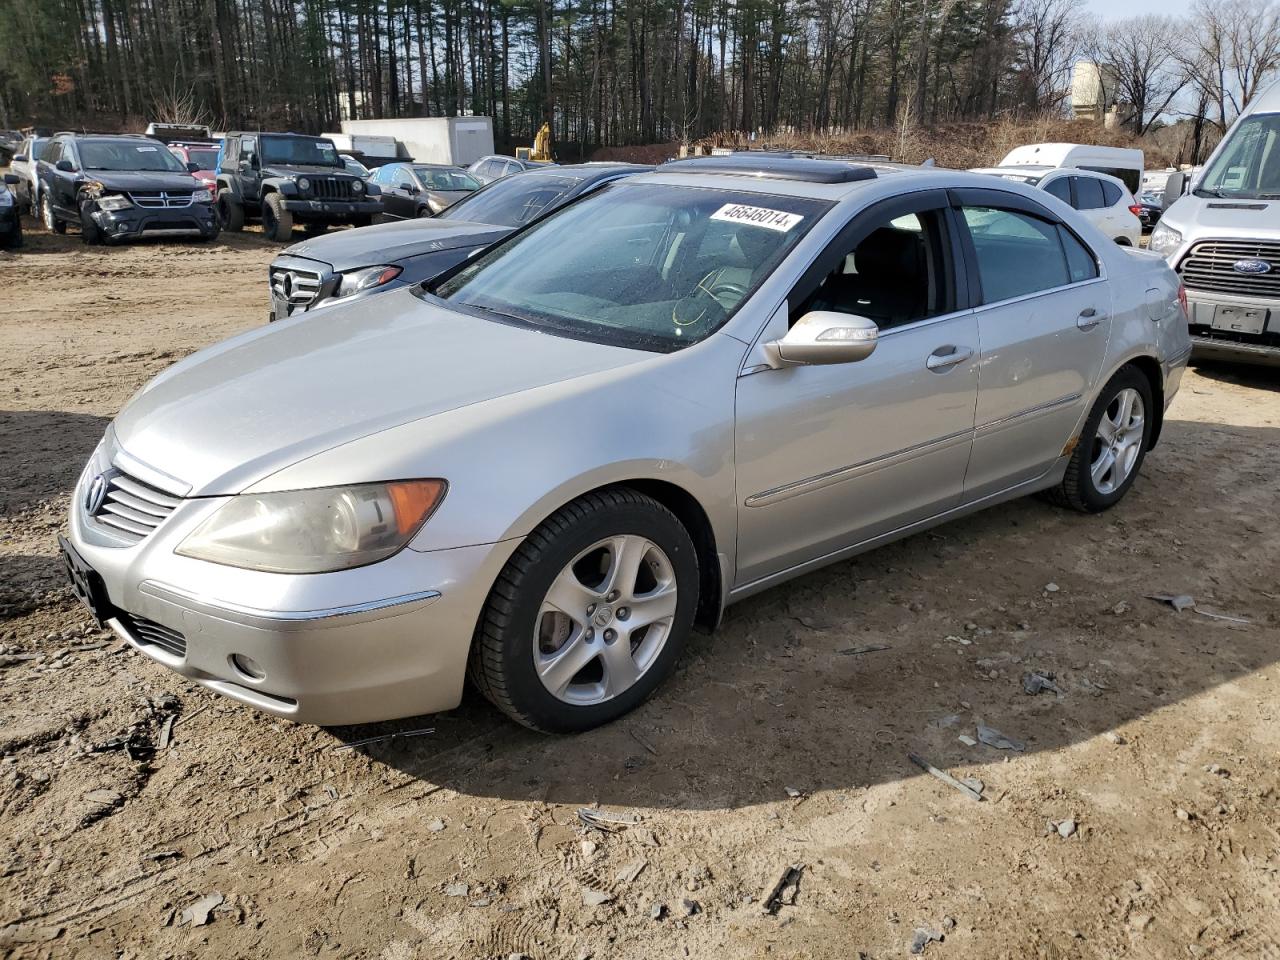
[1077,308,1105,331]
[926,346,974,371]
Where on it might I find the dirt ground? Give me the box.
[1,217,1279,960]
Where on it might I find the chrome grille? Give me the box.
[90,469,182,543]
[269,265,323,306]
[309,177,354,201]
[1178,239,1280,298]
[128,190,195,208]
[121,614,186,658]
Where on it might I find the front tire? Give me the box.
[303,222,328,237]
[41,194,66,234]
[79,202,105,245]
[261,193,293,241]
[469,489,700,733]
[1049,366,1153,513]
[217,190,244,231]
[0,218,20,249]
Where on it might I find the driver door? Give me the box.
[733,191,980,587]
[238,137,261,202]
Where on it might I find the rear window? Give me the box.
[1074,176,1106,210]
[1100,181,1124,206]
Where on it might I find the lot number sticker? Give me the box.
[711,203,804,232]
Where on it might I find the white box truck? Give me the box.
[339,117,495,167]
[322,132,401,162]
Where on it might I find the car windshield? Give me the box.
[1196,113,1280,199]
[435,183,829,352]
[80,141,188,173]
[415,167,480,191]
[438,174,583,227]
[344,157,370,176]
[186,148,219,169]
[260,136,342,168]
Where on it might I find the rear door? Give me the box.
[733,190,980,586]
[950,187,1112,499]
[382,164,414,218]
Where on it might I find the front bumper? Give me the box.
[92,203,219,241]
[1183,287,1280,367]
[64,444,518,725]
[281,197,381,221]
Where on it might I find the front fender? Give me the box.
[243,333,747,573]
[262,178,299,197]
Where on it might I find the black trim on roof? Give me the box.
[660,154,878,184]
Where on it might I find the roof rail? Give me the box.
[661,153,878,185]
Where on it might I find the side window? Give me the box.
[800,208,951,330]
[961,206,1070,303]
[239,137,256,162]
[1074,176,1106,210]
[1059,226,1100,284]
[1100,181,1123,207]
[44,141,63,164]
[1044,177,1071,204]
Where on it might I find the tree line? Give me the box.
[1,0,1278,156]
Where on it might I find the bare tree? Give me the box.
[1088,15,1188,135]
[1223,0,1280,115]
[1010,0,1085,113]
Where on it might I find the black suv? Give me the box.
[216,132,382,241]
[36,133,219,244]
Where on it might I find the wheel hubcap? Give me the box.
[1090,387,1145,495]
[533,534,677,706]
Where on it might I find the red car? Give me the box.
[167,142,221,194]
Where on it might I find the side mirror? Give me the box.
[3,174,18,185]
[187,161,200,173]
[1163,172,1187,209]
[764,311,879,366]
[12,154,26,162]
[400,182,418,193]
[55,159,75,173]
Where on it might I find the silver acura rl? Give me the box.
[61,154,1192,732]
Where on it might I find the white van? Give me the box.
[1152,80,1280,365]
[999,143,1144,197]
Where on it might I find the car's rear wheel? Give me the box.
[1049,366,1153,513]
[41,194,65,234]
[217,190,244,231]
[469,489,699,733]
[262,194,293,242]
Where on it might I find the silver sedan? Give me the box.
[61,155,1192,732]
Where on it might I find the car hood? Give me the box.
[112,290,647,496]
[427,190,473,208]
[1165,194,1280,238]
[83,171,200,192]
[261,164,355,179]
[282,217,510,270]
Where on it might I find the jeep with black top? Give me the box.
[216,132,382,241]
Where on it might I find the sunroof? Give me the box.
[661,154,878,184]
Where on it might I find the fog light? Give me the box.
[230,653,266,681]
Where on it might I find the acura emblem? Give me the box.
[85,473,109,515]
[1232,258,1272,275]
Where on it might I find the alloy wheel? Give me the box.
[41,195,54,231]
[1090,387,1145,495]
[533,535,677,705]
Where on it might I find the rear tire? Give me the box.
[262,193,293,241]
[1048,366,1153,513]
[217,190,244,231]
[469,488,699,733]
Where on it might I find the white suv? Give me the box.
[972,165,1142,247]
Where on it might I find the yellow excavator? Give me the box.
[515,122,553,162]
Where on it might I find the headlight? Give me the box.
[428,196,445,214]
[1148,222,1183,257]
[176,480,447,573]
[97,194,132,211]
[297,177,311,193]
[191,188,212,204]
[352,179,365,193]
[335,264,402,299]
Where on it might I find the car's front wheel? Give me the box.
[470,489,699,733]
[261,194,293,241]
[41,194,66,234]
[217,190,244,231]
[1050,366,1153,513]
